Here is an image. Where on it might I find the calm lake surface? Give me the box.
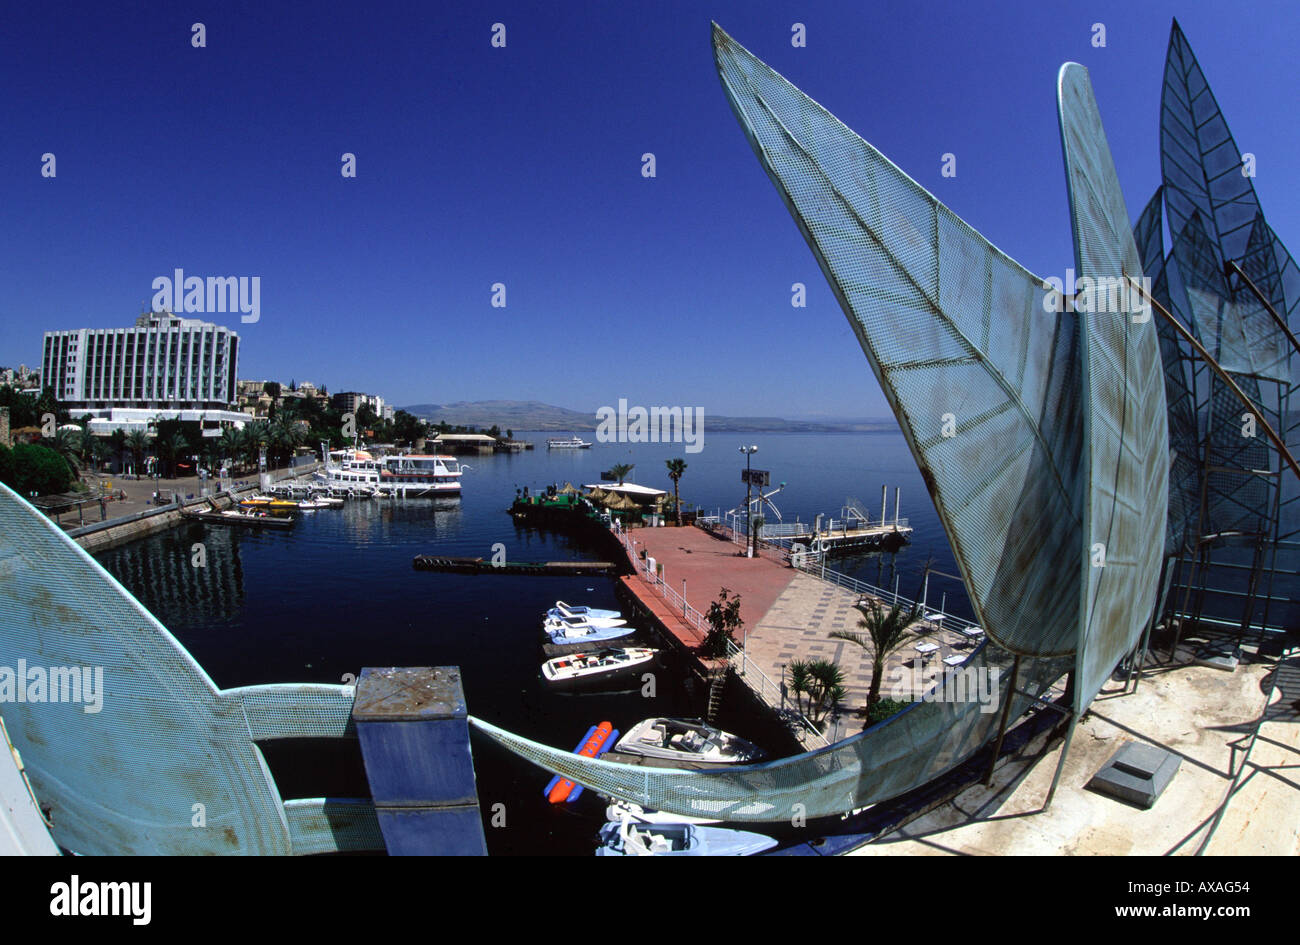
[95,428,970,854]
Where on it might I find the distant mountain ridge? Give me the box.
[401,400,897,433]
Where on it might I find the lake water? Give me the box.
[94,428,968,854]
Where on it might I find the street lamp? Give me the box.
[739,445,758,558]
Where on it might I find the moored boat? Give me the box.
[545,621,637,647]
[547,601,621,621]
[543,613,627,632]
[595,818,777,856]
[614,718,766,764]
[541,647,657,685]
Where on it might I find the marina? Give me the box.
[2,6,1298,875]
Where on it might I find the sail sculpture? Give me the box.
[470,25,1166,822]
[1136,21,1299,636]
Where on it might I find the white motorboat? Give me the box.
[541,648,657,684]
[543,613,627,633]
[605,800,719,826]
[614,718,766,764]
[595,817,777,857]
[548,601,621,621]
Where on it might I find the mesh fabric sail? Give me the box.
[472,26,1163,819]
[1057,64,1168,711]
[0,482,381,854]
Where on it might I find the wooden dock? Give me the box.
[181,510,295,529]
[412,555,616,576]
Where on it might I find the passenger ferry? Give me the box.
[315,448,464,497]
[547,436,592,449]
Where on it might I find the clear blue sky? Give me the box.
[2,0,1295,418]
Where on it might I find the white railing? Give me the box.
[611,522,830,748]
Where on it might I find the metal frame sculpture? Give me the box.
[1134,21,1300,652]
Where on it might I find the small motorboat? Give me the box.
[543,613,627,632]
[545,617,636,646]
[548,600,622,621]
[614,718,766,764]
[605,799,719,826]
[595,818,777,857]
[541,648,657,685]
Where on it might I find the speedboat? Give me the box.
[614,718,766,764]
[546,620,636,647]
[544,612,627,634]
[595,818,776,856]
[547,601,621,621]
[541,648,657,685]
[605,800,719,826]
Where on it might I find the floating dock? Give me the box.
[412,555,616,576]
[181,510,295,529]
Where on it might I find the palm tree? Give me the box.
[167,432,189,478]
[665,458,686,525]
[125,430,151,478]
[609,462,634,486]
[109,429,127,475]
[830,596,922,713]
[218,427,242,473]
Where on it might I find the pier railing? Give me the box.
[610,523,830,748]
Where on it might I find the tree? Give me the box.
[125,430,151,477]
[665,458,687,525]
[830,597,922,713]
[805,659,846,727]
[12,443,74,496]
[609,462,634,486]
[263,381,281,401]
[701,587,743,658]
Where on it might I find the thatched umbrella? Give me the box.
[558,482,578,495]
[586,486,610,504]
[606,493,639,511]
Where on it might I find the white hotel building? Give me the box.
[41,312,248,435]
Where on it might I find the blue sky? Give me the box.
[1,0,1295,418]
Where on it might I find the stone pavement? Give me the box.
[748,572,978,725]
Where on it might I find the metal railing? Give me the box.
[611,522,830,748]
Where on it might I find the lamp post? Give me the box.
[739,445,758,558]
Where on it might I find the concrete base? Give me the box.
[1087,741,1181,809]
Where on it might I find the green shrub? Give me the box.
[12,442,73,496]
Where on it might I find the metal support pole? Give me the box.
[881,484,887,525]
[894,487,900,528]
[984,655,1021,786]
[1043,715,1076,811]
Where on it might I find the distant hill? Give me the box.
[400,400,897,433]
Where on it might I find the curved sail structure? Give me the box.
[1147,20,1300,638]
[1057,64,1168,711]
[473,25,1166,820]
[0,482,381,854]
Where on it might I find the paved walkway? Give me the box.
[617,524,976,730]
[748,573,975,720]
[620,525,796,635]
